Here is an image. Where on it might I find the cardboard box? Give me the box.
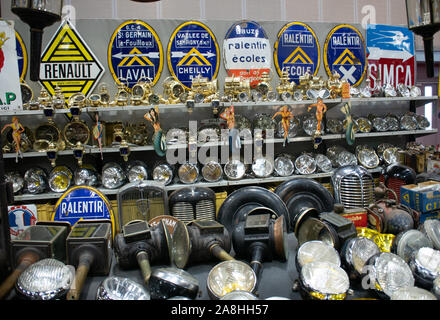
[401,180,440,213]
[419,210,440,224]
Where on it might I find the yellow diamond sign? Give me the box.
[40,20,104,100]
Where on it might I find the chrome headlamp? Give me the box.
[363,252,415,299]
[148,267,199,300]
[48,166,73,193]
[152,163,174,186]
[397,83,410,97]
[326,119,344,134]
[356,117,372,133]
[371,116,389,132]
[303,116,321,136]
[315,154,333,173]
[127,160,148,183]
[96,277,150,300]
[252,157,274,178]
[16,258,72,300]
[102,162,127,189]
[357,148,379,169]
[383,147,401,166]
[224,159,246,180]
[340,237,380,281]
[274,154,295,177]
[400,113,419,130]
[298,261,350,300]
[390,286,437,300]
[295,154,316,175]
[178,162,199,184]
[201,160,223,182]
[24,167,47,194]
[327,145,347,167]
[420,219,440,250]
[384,83,397,97]
[391,229,433,262]
[220,291,258,300]
[276,117,301,139]
[207,260,257,300]
[415,114,430,129]
[409,247,440,290]
[336,151,358,167]
[385,114,400,131]
[5,171,24,194]
[74,167,100,187]
[410,86,421,97]
[166,128,187,145]
[296,240,341,273]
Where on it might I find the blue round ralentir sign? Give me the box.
[274,22,320,85]
[108,20,164,89]
[324,24,367,87]
[167,21,220,90]
[52,186,115,236]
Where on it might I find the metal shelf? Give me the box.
[1,96,437,117]
[12,167,383,202]
[3,129,437,159]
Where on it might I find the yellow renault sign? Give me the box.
[40,20,104,100]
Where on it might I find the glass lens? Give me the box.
[274,156,295,177]
[345,237,380,275]
[224,159,246,180]
[297,240,341,269]
[396,229,433,262]
[96,277,150,300]
[153,164,173,185]
[252,158,274,178]
[102,163,126,189]
[391,286,437,300]
[301,261,350,295]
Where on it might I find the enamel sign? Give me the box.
[8,205,37,239]
[274,22,320,84]
[108,20,163,89]
[15,30,27,81]
[53,186,115,236]
[167,21,220,90]
[0,21,23,111]
[223,20,272,86]
[40,19,104,99]
[366,24,415,88]
[324,24,367,87]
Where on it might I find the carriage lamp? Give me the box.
[96,276,150,300]
[15,258,72,300]
[207,260,257,300]
[11,0,63,81]
[406,0,440,77]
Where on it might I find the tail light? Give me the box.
[117,181,169,230]
[332,165,375,209]
[169,187,216,224]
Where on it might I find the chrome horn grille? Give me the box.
[169,187,216,224]
[332,165,375,209]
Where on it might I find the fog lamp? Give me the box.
[391,229,433,262]
[16,258,72,300]
[296,240,341,273]
[298,261,350,300]
[391,286,438,300]
[96,277,150,300]
[48,166,72,193]
[207,260,257,299]
[409,247,440,289]
[148,267,199,300]
[340,237,380,280]
[363,252,415,299]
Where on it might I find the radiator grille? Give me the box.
[339,173,375,209]
[171,200,216,224]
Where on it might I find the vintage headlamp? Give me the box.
[15,258,72,300]
[98,83,111,107]
[384,83,398,97]
[295,240,341,274]
[5,171,24,194]
[252,157,274,178]
[391,286,438,300]
[409,247,440,290]
[295,154,316,175]
[385,114,400,131]
[20,80,34,109]
[96,277,150,300]
[34,118,65,152]
[148,268,199,300]
[298,261,350,300]
[201,160,223,182]
[112,82,130,106]
[363,252,415,299]
[152,163,174,186]
[340,237,380,281]
[383,147,401,166]
[371,115,389,132]
[391,229,433,262]
[163,76,185,104]
[303,116,319,136]
[315,154,333,173]
[326,118,344,134]
[48,165,72,193]
[74,166,100,187]
[24,167,47,194]
[224,159,246,180]
[178,162,199,184]
[410,86,422,97]
[127,160,148,183]
[336,151,358,167]
[207,260,257,300]
[400,113,419,130]
[63,115,90,150]
[357,148,380,169]
[416,114,431,129]
[102,162,127,189]
[420,219,440,250]
[274,154,295,177]
[276,117,301,139]
[356,117,372,133]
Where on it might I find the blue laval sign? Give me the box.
[52,186,115,233]
[167,21,220,90]
[324,24,367,87]
[108,20,164,88]
[274,22,320,84]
